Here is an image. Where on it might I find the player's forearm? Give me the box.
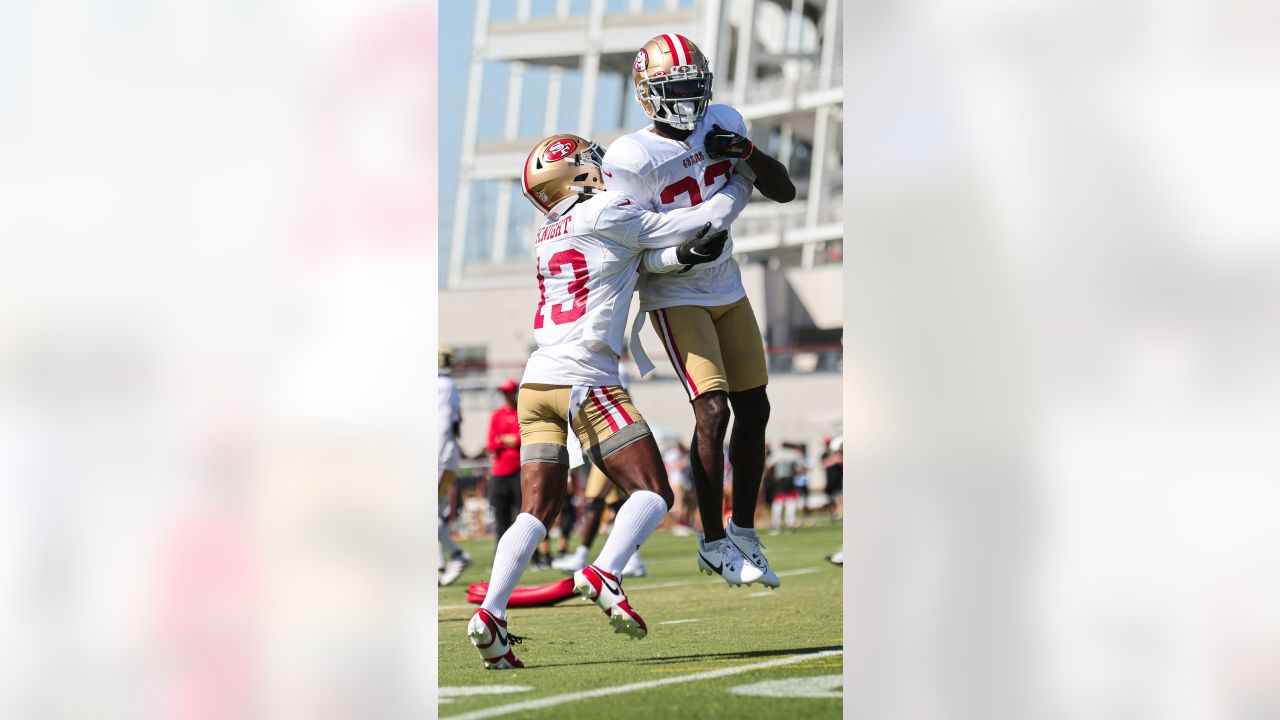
[744,150,796,203]
[634,176,751,249]
[640,246,684,273]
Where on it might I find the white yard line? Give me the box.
[440,648,844,720]
[658,618,701,625]
[775,567,820,577]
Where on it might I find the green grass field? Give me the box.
[438,520,843,719]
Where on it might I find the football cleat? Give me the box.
[696,535,764,587]
[552,548,589,574]
[466,609,525,669]
[726,522,780,589]
[573,564,648,640]
[826,551,843,566]
[439,549,471,586]
[621,551,647,578]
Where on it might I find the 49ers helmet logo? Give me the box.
[543,138,578,162]
[633,49,648,72]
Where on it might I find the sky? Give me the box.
[438,0,692,280]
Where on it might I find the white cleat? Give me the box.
[696,536,764,587]
[573,564,648,639]
[726,523,780,588]
[552,550,588,574]
[621,551,647,578]
[439,550,471,586]
[466,609,525,669]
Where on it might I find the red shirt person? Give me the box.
[487,379,521,476]
[486,379,523,543]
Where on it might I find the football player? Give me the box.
[438,347,471,586]
[467,133,755,669]
[602,33,795,589]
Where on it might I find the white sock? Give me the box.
[728,519,758,538]
[438,517,459,564]
[771,500,783,530]
[573,544,589,561]
[784,498,797,528]
[593,490,667,576]
[480,513,546,620]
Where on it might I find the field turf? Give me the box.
[437,520,843,719]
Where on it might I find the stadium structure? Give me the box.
[439,0,843,476]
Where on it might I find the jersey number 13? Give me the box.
[534,249,590,329]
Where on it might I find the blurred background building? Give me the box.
[438,0,844,469]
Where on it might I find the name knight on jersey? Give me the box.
[682,150,705,168]
[537,214,574,244]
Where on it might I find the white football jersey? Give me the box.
[521,182,753,388]
[603,104,756,312]
[438,373,461,472]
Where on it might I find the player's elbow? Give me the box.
[772,181,797,204]
[757,178,795,204]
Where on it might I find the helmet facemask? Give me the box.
[639,72,713,131]
[546,142,606,217]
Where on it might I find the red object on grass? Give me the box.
[466,578,578,607]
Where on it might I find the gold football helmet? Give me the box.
[520,133,607,217]
[632,34,714,130]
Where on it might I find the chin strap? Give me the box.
[546,193,590,220]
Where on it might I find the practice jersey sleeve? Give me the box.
[601,162,654,211]
[620,171,752,248]
[714,103,750,138]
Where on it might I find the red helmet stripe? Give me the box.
[661,33,683,66]
[677,35,693,66]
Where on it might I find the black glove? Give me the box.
[675,222,728,273]
[703,123,754,160]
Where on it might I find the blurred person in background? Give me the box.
[552,458,647,578]
[793,442,810,526]
[757,441,774,528]
[663,441,695,536]
[721,447,734,528]
[486,379,522,544]
[536,472,578,571]
[767,442,805,535]
[438,347,471,586]
[821,436,843,522]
